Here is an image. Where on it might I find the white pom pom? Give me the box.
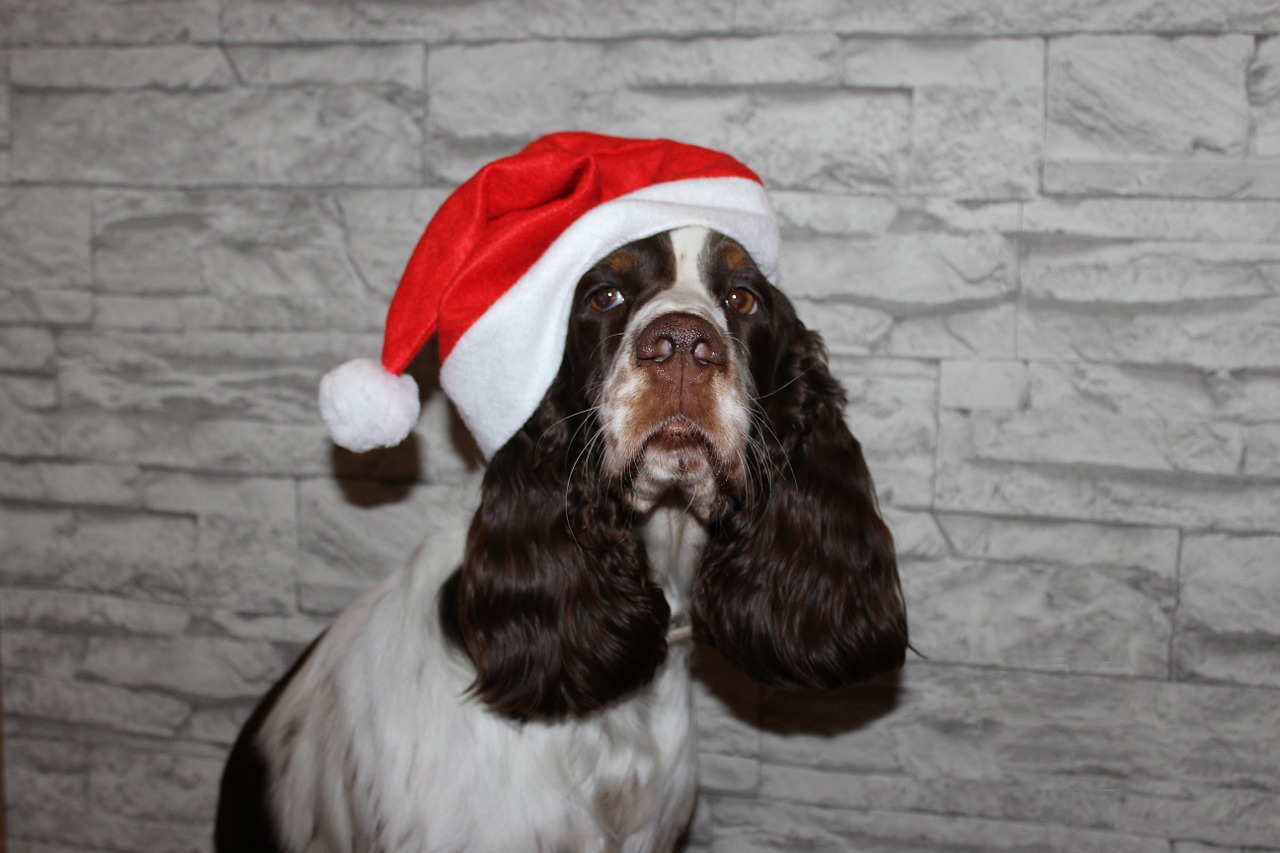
[318,358,421,453]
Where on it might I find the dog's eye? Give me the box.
[586,286,626,313]
[724,287,760,316]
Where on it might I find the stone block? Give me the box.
[93,190,367,299]
[0,75,9,150]
[0,326,55,372]
[11,790,210,853]
[57,330,362,425]
[226,44,424,87]
[1027,361,1280,425]
[1244,424,1280,477]
[142,473,297,614]
[791,300,894,354]
[186,703,258,748]
[1092,474,1280,533]
[911,85,1042,199]
[717,91,911,193]
[1020,300,1280,371]
[782,233,1015,306]
[5,673,190,737]
[1025,239,1280,304]
[1043,158,1280,199]
[734,0,1280,36]
[620,35,841,87]
[1020,240,1280,370]
[844,37,1043,88]
[904,516,1177,676]
[1252,37,1280,157]
[0,507,197,601]
[427,44,911,191]
[79,636,287,700]
[710,796,1168,852]
[3,738,90,828]
[966,409,1243,475]
[221,0,734,43]
[1022,198,1280,243]
[88,746,222,824]
[1048,35,1253,160]
[1,0,219,44]
[1,589,190,636]
[11,89,423,186]
[772,193,1021,240]
[809,300,1018,361]
[0,289,93,325]
[89,294,385,335]
[770,193,900,238]
[940,360,1029,410]
[0,375,57,457]
[881,508,950,562]
[1175,533,1280,687]
[757,663,1280,846]
[10,46,235,90]
[937,410,1279,531]
[433,37,841,98]
[0,461,142,507]
[0,187,93,316]
[3,629,86,679]
[426,41,600,140]
[61,414,334,477]
[938,514,1180,570]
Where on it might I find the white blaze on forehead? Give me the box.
[636,226,724,328]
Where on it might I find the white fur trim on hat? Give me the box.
[319,358,421,453]
[442,175,779,460]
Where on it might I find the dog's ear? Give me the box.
[455,375,670,719]
[693,307,907,690]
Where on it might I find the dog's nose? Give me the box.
[635,313,727,381]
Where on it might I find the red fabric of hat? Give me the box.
[385,132,764,374]
[319,132,779,457]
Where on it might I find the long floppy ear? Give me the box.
[455,372,671,719]
[692,312,907,690]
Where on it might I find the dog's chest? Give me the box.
[263,552,700,852]
[554,647,699,850]
[370,643,700,852]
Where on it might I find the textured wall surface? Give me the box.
[3,1,1280,851]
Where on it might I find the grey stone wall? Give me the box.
[2,1,1279,851]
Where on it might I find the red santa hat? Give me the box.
[319,131,780,459]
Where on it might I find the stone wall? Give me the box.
[2,1,1279,850]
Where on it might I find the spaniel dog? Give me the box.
[216,226,907,852]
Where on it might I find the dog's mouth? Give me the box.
[645,415,712,453]
[620,416,738,516]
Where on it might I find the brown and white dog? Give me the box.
[216,226,907,853]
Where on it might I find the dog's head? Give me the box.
[456,227,908,718]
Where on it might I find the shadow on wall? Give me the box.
[693,645,905,737]
[330,340,485,507]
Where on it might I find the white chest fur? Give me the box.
[257,485,705,853]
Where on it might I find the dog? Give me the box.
[215,226,907,852]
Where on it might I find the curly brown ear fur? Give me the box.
[692,310,907,690]
[455,371,671,719]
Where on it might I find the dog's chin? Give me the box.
[618,418,738,520]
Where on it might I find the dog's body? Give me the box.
[217,227,907,852]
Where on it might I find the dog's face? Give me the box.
[567,226,779,519]
[458,226,907,720]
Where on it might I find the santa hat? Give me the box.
[319,131,780,459]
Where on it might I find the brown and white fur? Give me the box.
[215,227,908,853]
